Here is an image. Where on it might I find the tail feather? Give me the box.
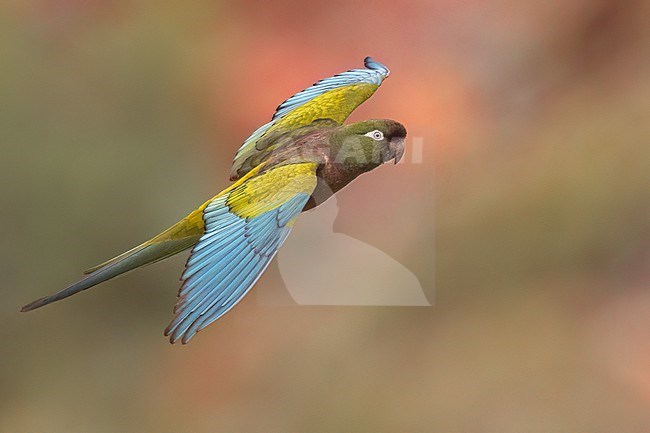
[82,244,144,275]
[21,203,210,312]
[21,237,198,312]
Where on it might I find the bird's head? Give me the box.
[330,119,407,172]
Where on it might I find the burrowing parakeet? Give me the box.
[22,57,407,344]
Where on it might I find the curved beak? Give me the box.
[389,137,405,164]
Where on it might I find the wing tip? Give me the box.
[164,324,196,345]
[364,56,390,77]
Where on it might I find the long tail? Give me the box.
[21,204,209,312]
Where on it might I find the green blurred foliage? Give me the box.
[1,0,649,431]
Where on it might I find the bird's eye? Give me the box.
[365,130,384,141]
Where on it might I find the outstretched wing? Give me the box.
[230,56,390,180]
[165,162,318,344]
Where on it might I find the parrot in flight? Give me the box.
[22,57,407,344]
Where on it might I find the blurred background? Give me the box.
[1,0,649,431]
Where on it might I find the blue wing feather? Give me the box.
[230,57,390,180]
[272,58,389,120]
[165,192,311,343]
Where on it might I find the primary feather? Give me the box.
[165,162,317,343]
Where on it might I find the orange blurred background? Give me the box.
[1,0,649,431]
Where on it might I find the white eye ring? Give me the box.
[365,130,384,141]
